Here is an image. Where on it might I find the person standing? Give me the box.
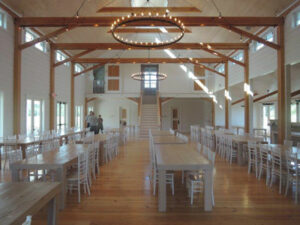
[85,111,93,128]
[89,112,99,134]
[98,115,103,134]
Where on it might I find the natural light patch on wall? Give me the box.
[131,0,168,7]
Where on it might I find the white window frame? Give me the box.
[0,9,7,30]
[26,98,45,135]
[24,29,47,53]
[56,51,70,67]
[56,101,68,130]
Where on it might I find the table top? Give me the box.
[153,135,187,144]
[11,144,88,169]
[0,182,60,225]
[150,130,173,136]
[155,144,212,171]
[232,135,264,143]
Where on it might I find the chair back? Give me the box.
[77,151,89,182]
[7,149,23,166]
[25,146,38,159]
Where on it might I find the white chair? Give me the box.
[248,141,259,177]
[270,147,286,194]
[67,150,90,203]
[187,148,215,205]
[169,128,175,135]
[87,144,96,186]
[285,150,300,203]
[258,144,271,185]
[7,148,23,167]
[226,135,236,164]
[94,141,100,175]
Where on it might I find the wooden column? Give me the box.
[244,48,250,133]
[13,26,22,135]
[49,45,55,130]
[225,61,229,129]
[277,24,286,144]
[70,62,75,127]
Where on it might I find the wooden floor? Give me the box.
[2,138,300,224]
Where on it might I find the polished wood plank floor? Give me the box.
[2,138,300,224]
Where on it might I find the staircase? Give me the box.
[139,104,160,138]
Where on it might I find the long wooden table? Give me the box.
[155,144,213,212]
[10,144,88,209]
[0,182,60,225]
[153,135,187,145]
[0,129,85,168]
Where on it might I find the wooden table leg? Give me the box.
[47,196,58,225]
[158,169,166,212]
[204,168,213,211]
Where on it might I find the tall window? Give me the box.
[26,99,44,134]
[232,52,244,64]
[57,102,67,130]
[217,65,224,73]
[56,51,69,66]
[0,92,3,137]
[263,104,275,135]
[254,31,274,51]
[0,10,7,30]
[25,30,47,52]
[75,106,83,129]
[75,64,83,73]
[291,102,300,123]
[141,64,158,90]
[292,10,300,27]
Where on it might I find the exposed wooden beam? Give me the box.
[291,89,300,97]
[70,62,75,127]
[97,7,201,13]
[277,24,286,144]
[222,25,280,50]
[13,26,22,135]
[191,62,225,77]
[253,90,278,102]
[127,97,139,104]
[201,46,245,67]
[49,45,55,130]
[74,63,104,77]
[86,97,97,103]
[161,97,174,104]
[52,42,248,50]
[0,2,18,18]
[20,27,74,50]
[16,17,284,27]
[73,58,225,64]
[280,0,300,17]
[54,49,94,67]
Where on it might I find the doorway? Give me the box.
[26,99,44,134]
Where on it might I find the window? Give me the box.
[144,72,157,88]
[131,0,168,7]
[26,99,44,134]
[217,65,224,73]
[0,10,7,29]
[75,106,83,129]
[291,102,300,123]
[0,92,3,137]
[232,52,244,64]
[263,104,275,136]
[25,30,47,52]
[292,10,300,27]
[87,106,94,113]
[254,31,274,51]
[56,51,69,66]
[57,102,67,130]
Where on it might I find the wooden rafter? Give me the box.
[161,97,174,104]
[16,17,284,27]
[73,58,226,64]
[74,63,104,77]
[0,2,18,18]
[191,62,225,77]
[221,25,280,49]
[20,26,74,50]
[54,49,94,67]
[86,97,97,103]
[231,93,258,105]
[127,97,139,104]
[52,42,248,50]
[201,46,245,67]
[107,28,192,33]
[97,7,201,13]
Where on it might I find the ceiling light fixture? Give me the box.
[131,71,167,81]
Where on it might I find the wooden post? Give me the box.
[49,45,55,130]
[277,24,286,144]
[70,62,75,127]
[13,25,22,135]
[225,61,229,129]
[244,48,250,133]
